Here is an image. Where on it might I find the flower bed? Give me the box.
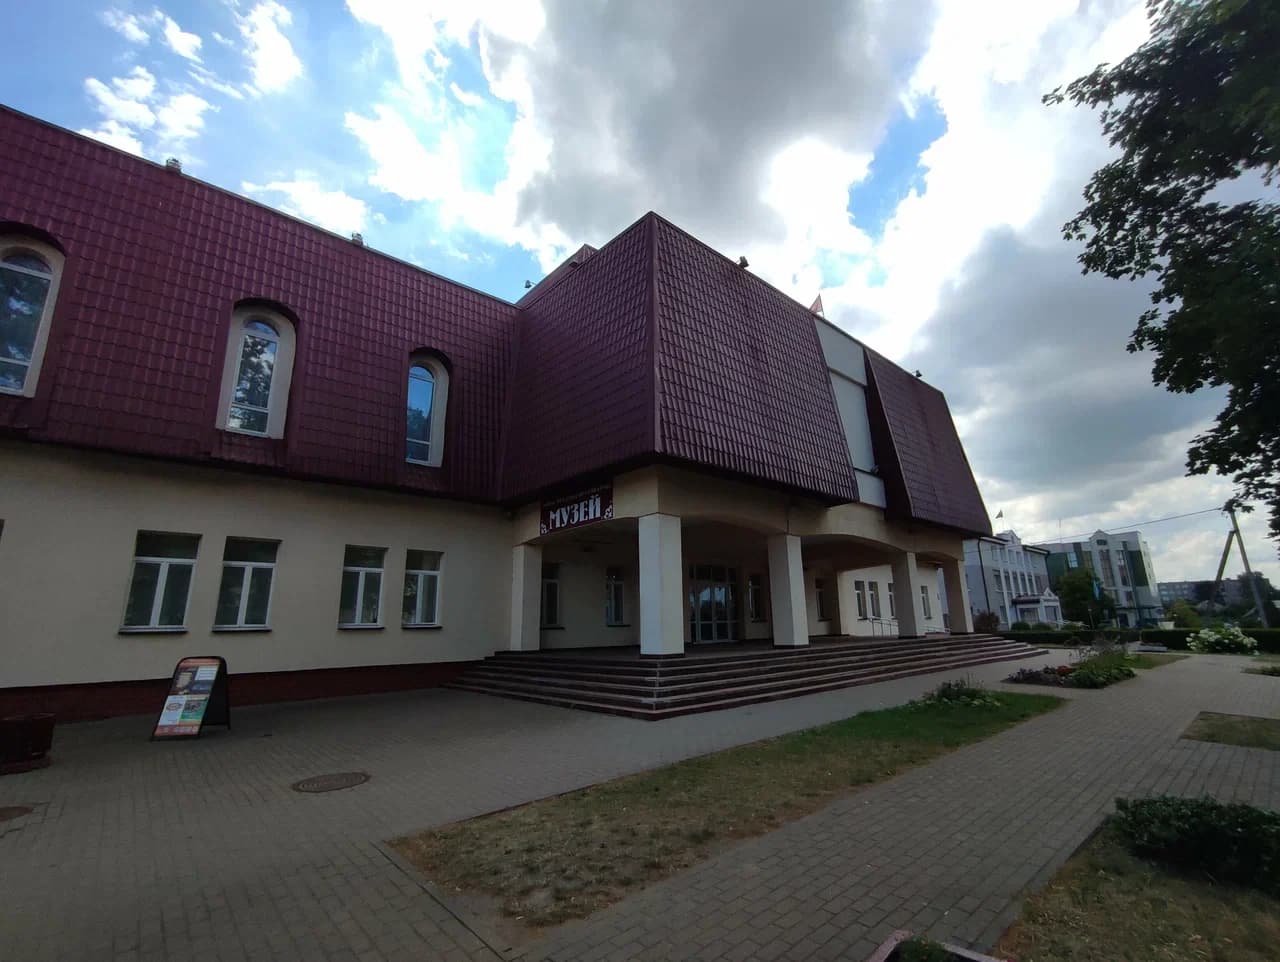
[1006,651,1136,689]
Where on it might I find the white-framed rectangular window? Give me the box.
[854,580,867,619]
[339,545,386,627]
[402,549,442,626]
[747,574,766,622]
[123,532,200,630]
[541,562,561,627]
[869,581,882,619]
[888,582,896,618]
[215,538,277,628]
[815,578,829,621]
[920,585,932,620]
[604,566,625,625]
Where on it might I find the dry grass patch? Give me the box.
[997,826,1280,962]
[393,690,1060,928]
[1182,711,1280,751]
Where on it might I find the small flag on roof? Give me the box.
[995,510,1004,519]
[810,293,824,316]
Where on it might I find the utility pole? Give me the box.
[1228,504,1271,629]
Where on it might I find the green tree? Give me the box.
[1054,568,1118,626]
[1047,0,1280,546]
[1168,598,1203,628]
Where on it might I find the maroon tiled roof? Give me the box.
[1,106,984,525]
[864,348,992,536]
[517,243,597,307]
[499,218,655,500]
[500,213,858,503]
[650,217,857,502]
[0,105,517,499]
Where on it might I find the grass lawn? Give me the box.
[997,825,1280,962]
[392,690,1060,928]
[1182,711,1280,751]
[1127,653,1188,669]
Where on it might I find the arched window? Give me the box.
[217,305,296,438]
[1,236,65,397]
[405,353,449,467]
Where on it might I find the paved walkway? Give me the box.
[1,653,1278,962]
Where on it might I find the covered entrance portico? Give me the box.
[507,466,974,658]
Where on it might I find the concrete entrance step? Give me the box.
[448,637,1046,719]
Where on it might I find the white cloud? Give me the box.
[238,1,303,95]
[78,119,145,156]
[83,68,158,129]
[243,177,369,233]
[449,82,484,108]
[155,93,213,147]
[79,65,213,160]
[160,14,203,61]
[102,8,150,44]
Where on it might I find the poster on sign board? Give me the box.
[152,656,230,740]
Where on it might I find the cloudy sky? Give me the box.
[5,0,1275,584]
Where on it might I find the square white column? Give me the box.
[767,533,809,647]
[835,570,861,636]
[639,513,684,656]
[891,550,926,638]
[509,543,542,651]
[942,559,974,633]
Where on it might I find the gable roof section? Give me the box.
[499,217,655,501]
[863,347,991,536]
[650,216,857,502]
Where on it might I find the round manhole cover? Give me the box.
[291,772,370,794]
[0,806,34,822]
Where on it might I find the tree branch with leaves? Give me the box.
[1047,0,1280,549]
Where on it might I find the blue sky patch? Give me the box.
[846,96,947,238]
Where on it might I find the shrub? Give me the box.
[1247,664,1280,677]
[1010,620,1032,631]
[1113,796,1280,895]
[1137,628,1194,649]
[895,937,954,962]
[1030,621,1054,630]
[1187,625,1257,654]
[914,678,1000,708]
[973,610,1000,632]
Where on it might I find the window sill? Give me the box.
[540,625,565,631]
[338,624,385,631]
[119,626,188,635]
[605,623,631,628]
[212,626,271,633]
[402,623,443,631]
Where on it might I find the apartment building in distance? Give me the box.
[1037,530,1163,627]
[964,530,1063,628]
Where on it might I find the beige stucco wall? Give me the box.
[540,542,639,649]
[0,442,512,687]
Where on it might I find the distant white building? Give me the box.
[964,530,1063,628]
[1036,530,1163,627]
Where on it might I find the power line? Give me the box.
[1023,506,1225,545]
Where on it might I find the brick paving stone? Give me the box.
[2,654,1278,961]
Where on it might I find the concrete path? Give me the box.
[1,653,1277,962]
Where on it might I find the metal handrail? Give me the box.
[869,617,899,636]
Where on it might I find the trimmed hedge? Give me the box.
[1001,629,1139,645]
[998,627,1280,653]
[1113,796,1280,894]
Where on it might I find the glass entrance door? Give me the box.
[688,564,740,643]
